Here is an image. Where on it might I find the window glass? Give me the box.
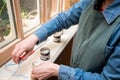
[50,0,59,17]
[0,0,16,48]
[64,0,79,10]
[20,0,40,33]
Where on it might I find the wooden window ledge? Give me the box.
[0,25,78,80]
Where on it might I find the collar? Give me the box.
[102,1,120,24]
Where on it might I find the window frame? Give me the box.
[0,0,64,66]
[0,0,17,49]
[0,0,40,66]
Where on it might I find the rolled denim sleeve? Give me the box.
[58,41,120,80]
[34,0,90,42]
[59,65,84,80]
[59,65,105,80]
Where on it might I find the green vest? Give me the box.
[70,1,120,72]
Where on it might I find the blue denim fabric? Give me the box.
[34,0,120,79]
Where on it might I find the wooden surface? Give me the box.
[0,25,78,80]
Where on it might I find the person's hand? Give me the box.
[12,34,39,64]
[31,61,60,80]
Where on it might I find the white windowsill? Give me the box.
[0,25,78,80]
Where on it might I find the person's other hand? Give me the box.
[32,61,60,80]
[12,34,39,64]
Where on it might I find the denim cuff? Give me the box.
[34,26,48,42]
[58,65,75,80]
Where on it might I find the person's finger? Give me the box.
[38,73,50,80]
[32,69,51,79]
[32,72,43,78]
[31,74,46,80]
[20,50,35,60]
[14,48,26,64]
[38,76,45,80]
[12,47,20,63]
[32,65,44,74]
[32,68,41,75]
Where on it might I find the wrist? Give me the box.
[28,34,39,44]
[53,64,60,76]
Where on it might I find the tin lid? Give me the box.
[54,31,62,38]
[54,34,61,38]
[40,47,50,55]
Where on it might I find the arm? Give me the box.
[31,41,120,80]
[11,0,89,64]
[34,0,90,42]
[12,0,83,64]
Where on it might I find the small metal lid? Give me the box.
[40,47,50,55]
[54,34,61,38]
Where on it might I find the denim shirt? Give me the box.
[34,0,120,79]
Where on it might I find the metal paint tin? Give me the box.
[40,47,50,61]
